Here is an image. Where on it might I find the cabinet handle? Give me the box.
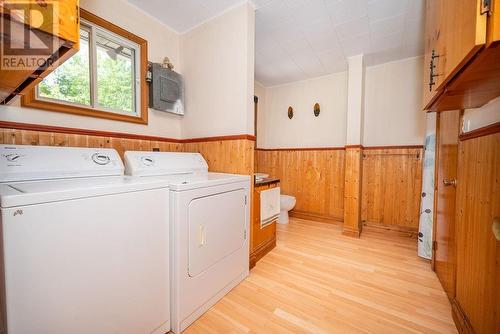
[429,49,440,91]
[493,217,500,241]
[443,179,457,187]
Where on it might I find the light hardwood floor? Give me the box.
[185,219,457,334]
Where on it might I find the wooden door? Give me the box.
[454,132,500,333]
[433,110,460,298]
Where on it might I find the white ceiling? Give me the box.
[255,0,425,86]
[125,0,425,87]
[125,0,246,33]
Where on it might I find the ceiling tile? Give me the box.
[367,0,410,22]
[335,16,370,40]
[326,0,368,26]
[340,33,371,56]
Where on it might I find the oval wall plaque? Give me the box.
[288,106,294,119]
[314,103,320,117]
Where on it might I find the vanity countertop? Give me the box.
[255,177,280,187]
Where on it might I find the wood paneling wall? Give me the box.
[361,148,423,231]
[255,149,345,222]
[0,127,254,176]
[184,139,254,175]
[255,147,423,231]
[0,128,183,157]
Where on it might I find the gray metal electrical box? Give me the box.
[149,63,184,115]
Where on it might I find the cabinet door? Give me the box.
[433,110,460,298]
[437,0,487,89]
[455,132,499,333]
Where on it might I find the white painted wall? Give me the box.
[180,3,255,138]
[256,72,348,149]
[363,56,426,146]
[255,56,425,149]
[0,0,183,138]
[463,97,500,132]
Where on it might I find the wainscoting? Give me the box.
[362,147,423,231]
[184,139,254,175]
[255,148,345,222]
[255,146,423,231]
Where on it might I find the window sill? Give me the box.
[21,90,148,125]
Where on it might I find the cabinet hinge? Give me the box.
[481,0,492,15]
[433,241,438,251]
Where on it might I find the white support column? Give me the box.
[346,54,365,146]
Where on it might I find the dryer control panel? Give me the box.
[124,151,208,177]
[0,145,124,182]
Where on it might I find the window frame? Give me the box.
[22,9,149,125]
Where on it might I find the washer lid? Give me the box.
[0,176,171,208]
[0,145,124,183]
[124,151,208,177]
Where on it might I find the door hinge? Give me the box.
[481,0,492,15]
[433,241,438,251]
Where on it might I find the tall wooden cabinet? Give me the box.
[423,0,500,111]
[434,111,499,333]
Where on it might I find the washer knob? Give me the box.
[4,154,21,162]
[92,153,111,165]
[141,156,155,166]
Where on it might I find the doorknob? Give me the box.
[493,217,500,241]
[443,179,457,187]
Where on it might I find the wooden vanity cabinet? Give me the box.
[423,0,500,111]
[0,0,80,104]
[250,182,278,268]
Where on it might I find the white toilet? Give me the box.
[279,195,296,224]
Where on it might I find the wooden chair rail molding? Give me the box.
[255,145,424,151]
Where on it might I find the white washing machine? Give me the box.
[124,152,250,334]
[0,145,171,334]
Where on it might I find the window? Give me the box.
[22,10,148,124]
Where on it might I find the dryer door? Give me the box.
[188,189,246,277]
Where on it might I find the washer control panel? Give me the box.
[0,145,124,182]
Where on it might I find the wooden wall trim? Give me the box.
[290,211,342,225]
[256,145,424,151]
[459,121,500,141]
[0,121,256,144]
[451,298,474,334]
[182,134,256,143]
[363,145,424,150]
[255,147,345,151]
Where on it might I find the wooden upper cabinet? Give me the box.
[423,0,500,111]
[0,0,80,104]
[422,0,443,108]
